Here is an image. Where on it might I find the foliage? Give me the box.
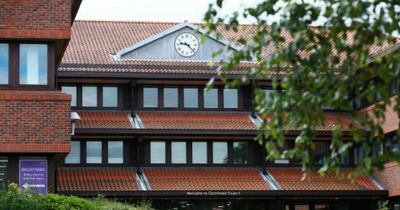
[203,0,400,176]
[376,200,390,210]
[0,183,153,210]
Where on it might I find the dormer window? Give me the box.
[19,44,48,85]
[0,44,9,85]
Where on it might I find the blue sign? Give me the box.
[19,159,47,195]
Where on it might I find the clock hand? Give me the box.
[179,42,195,53]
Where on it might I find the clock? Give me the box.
[174,32,199,57]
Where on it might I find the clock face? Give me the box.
[174,32,199,57]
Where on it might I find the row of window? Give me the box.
[65,141,123,164]
[61,85,119,108]
[142,86,239,109]
[149,141,249,165]
[0,43,48,86]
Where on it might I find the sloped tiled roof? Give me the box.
[138,112,256,130]
[57,167,138,192]
[76,112,133,129]
[144,168,269,191]
[59,20,399,76]
[268,168,380,191]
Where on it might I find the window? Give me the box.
[164,87,178,108]
[86,141,102,164]
[233,142,248,164]
[19,44,48,85]
[312,142,328,165]
[0,44,8,85]
[65,141,80,164]
[353,145,365,165]
[61,86,77,107]
[108,141,123,164]
[0,157,7,191]
[204,88,218,108]
[150,141,165,164]
[103,87,118,107]
[192,142,207,164]
[143,87,158,108]
[184,87,198,108]
[264,89,273,104]
[82,86,97,107]
[213,142,228,164]
[171,142,187,164]
[223,89,238,108]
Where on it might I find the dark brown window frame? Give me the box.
[0,41,55,90]
[139,85,242,111]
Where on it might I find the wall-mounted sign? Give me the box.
[19,159,47,195]
[186,191,241,196]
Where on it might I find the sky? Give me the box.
[76,0,261,23]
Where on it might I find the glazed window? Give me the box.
[171,142,187,164]
[192,142,207,164]
[0,44,8,85]
[103,86,118,107]
[223,89,238,108]
[204,88,218,108]
[65,141,80,164]
[143,87,158,108]
[264,89,273,104]
[19,44,48,85]
[61,86,77,107]
[385,134,399,155]
[86,141,102,164]
[150,141,166,164]
[163,87,178,108]
[213,142,228,164]
[108,141,123,164]
[233,142,248,164]
[82,86,97,107]
[312,142,328,165]
[0,157,7,191]
[184,87,198,108]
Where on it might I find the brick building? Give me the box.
[1,1,400,210]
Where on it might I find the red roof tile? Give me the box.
[138,112,256,130]
[57,167,138,192]
[76,112,133,129]
[144,168,269,191]
[268,168,379,191]
[58,20,399,75]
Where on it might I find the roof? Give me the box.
[138,112,256,130]
[268,168,380,191]
[144,168,269,191]
[76,112,134,129]
[57,167,138,192]
[58,20,399,77]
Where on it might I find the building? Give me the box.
[1,1,400,210]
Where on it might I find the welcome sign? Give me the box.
[19,159,47,195]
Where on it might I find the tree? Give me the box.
[203,0,400,176]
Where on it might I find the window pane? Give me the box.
[213,142,228,164]
[171,142,186,164]
[192,142,207,164]
[223,89,238,108]
[19,44,48,85]
[103,87,118,107]
[144,87,158,108]
[264,89,273,104]
[150,141,165,164]
[82,86,97,107]
[61,86,77,106]
[0,44,8,85]
[312,142,328,165]
[108,141,123,164]
[233,142,248,164]
[87,141,102,164]
[164,87,178,108]
[204,88,218,108]
[184,88,198,108]
[65,141,80,164]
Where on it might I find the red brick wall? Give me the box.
[0,91,71,153]
[373,162,400,197]
[0,0,72,39]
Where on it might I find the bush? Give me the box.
[0,183,153,210]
